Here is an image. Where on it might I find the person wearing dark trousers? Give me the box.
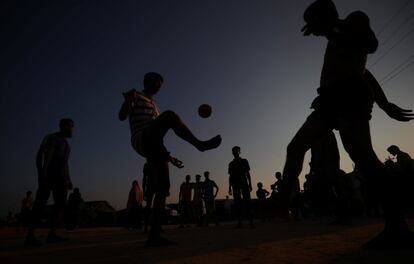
[228,146,254,228]
[26,118,74,246]
[280,0,414,249]
[119,72,221,246]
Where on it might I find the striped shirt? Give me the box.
[129,91,160,146]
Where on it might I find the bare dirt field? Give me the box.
[1,218,414,264]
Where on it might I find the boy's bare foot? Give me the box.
[197,135,222,151]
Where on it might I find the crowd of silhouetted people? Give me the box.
[4,188,83,232]
[3,143,413,229]
[3,141,413,249]
[120,144,414,231]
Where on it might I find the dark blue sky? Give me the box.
[1,0,414,216]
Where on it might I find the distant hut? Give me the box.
[80,201,117,227]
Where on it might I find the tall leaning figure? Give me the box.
[280,0,414,249]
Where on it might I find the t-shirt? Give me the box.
[203,179,217,201]
[38,132,71,182]
[320,13,378,88]
[128,91,160,146]
[180,182,193,202]
[315,12,378,119]
[256,189,268,200]
[193,182,203,202]
[228,158,250,187]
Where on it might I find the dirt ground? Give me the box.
[1,218,414,264]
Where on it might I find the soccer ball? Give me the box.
[198,104,212,118]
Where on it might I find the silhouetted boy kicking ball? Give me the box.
[119,72,221,246]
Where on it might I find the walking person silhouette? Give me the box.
[280,0,414,249]
[25,118,74,246]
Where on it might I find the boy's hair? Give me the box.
[232,146,240,152]
[303,0,338,34]
[387,145,400,153]
[59,118,74,129]
[144,72,163,87]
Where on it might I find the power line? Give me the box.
[379,54,414,83]
[368,24,414,68]
[379,8,414,48]
[376,0,413,36]
[381,60,414,85]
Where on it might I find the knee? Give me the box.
[351,150,382,170]
[286,140,306,158]
[161,110,179,122]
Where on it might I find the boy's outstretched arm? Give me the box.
[365,70,414,122]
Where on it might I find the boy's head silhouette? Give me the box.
[59,118,74,138]
[302,0,338,36]
[387,145,400,156]
[185,175,191,182]
[204,171,210,180]
[232,146,241,158]
[345,10,371,32]
[143,72,163,95]
[275,171,282,180]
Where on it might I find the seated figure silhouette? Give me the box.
[119,72,221,246]
[65,188,83,230]
[126,181,144,230]
[387,145,414,209]
[387,145,413,175]
[280,0,414,249]
[18,190,33,232]
[256,182,270,222]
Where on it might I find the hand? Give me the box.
[122,89,138,102]
[384,102,414,122]
[249,185,253,192]
[169,156,184,168]
[301,24,312,36]
[228,190,232,196]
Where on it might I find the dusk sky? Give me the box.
[1,0,414,217]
